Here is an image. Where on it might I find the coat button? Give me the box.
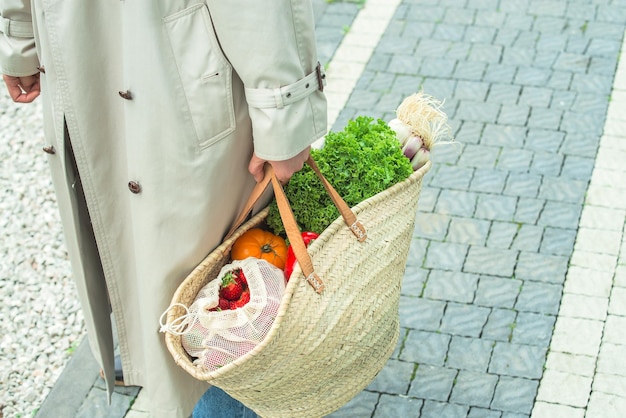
[128,181,141,194]
[42,145,56,154]
[118,90,133,100]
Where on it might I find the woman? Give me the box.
[0,0,327,416]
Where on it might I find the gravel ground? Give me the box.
[0,92,85,418]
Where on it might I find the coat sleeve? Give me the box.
[206,0,327,161]
[0,0,39,76]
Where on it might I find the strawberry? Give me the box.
[220,271,243,301]
[230,289,250,309]
[233,268,248,288]
[208,297,230,312]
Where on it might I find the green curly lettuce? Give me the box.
[266,116,413,236]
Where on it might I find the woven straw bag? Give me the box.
[163,157,431,417]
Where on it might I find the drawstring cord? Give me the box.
[159,303,197,336]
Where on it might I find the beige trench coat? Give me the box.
[0,0,327,416]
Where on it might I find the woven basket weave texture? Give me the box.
[165,161,430,417]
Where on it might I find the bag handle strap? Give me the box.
[224,156,367,293]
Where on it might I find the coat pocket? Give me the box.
[164,4,235,148]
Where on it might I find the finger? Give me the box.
[248,154,265,183]
[19,74,39,90]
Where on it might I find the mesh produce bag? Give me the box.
[160,258,285,372]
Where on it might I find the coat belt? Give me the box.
[244,63,326,109]
[0,15,34,38]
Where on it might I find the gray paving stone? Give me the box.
[484,64,517,83]
[465,26,497,43]
[449,370,499,407]
[367,358,415,395]
[373,394,422,418]
[560,132,599,158]
[503,173,541,198]
[400,330,451,366]
[421,78,458,101]
[416,38,453,58]
[475,276,522,309]
[436,190,478,218]
[457,100,501,123]
[530,151,563,176]
[481,125,526,148]
[539,227,576,256]
[433,23,467,42]
[469,43,504,63]
[75,387,133,418]
[402,265,429,297]
[486,221,519,249]
[391,328,408,360]
[425,241,470,270]
[546,71,572,90]
[470,168,507,194]
[527,108,563,130]
[406,5,446,22]
[537,201,582,229]
[424,271,479,303]
[570,93,608,117]
[448,42,473,60]
[457,144,500,168]
[525,129,564,153]
[515,67,551,87]
[327,390,379,418]
[408,365,458,401]
[392,74,426,95]
[455,121,485,144]
[494,28,519,49]
[519,87,553,107]
[515,251,569,284]
[514,31,539,49]
[455,80,491,101]
[554,52,590,73]
[446,336,494,372]
[474,194,517,222]
[447,217,490,245]
[536,33,568,52]
[538,176,587,204]
[513,197,545,224]
[430,165,474,190]
[502,47,535,67]
[487,83,522,105]
[490,376,539,415]
[571,74,615,96]
[496,149,533,173]
[440,302,491,337]
[468,407,502,418]
[416,186,439,213]
[474,9,505,26]
[420,400,469,418]
[399,296,446,332]
[420,58,458,78]
[561,111,604,136]
[560,155,594,180]
[515,281,562,315]
[431,141,463,165]
[511,225,543,252]
[482,308,517,342]
[489,342,547,379]
[413,213,451,241]
[497,105,530,126]
[389,54,423,76]
[501,413,530,418]
[464,246,518,277]
[511,312,556,347]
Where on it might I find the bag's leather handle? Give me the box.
[224,156,367,293]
